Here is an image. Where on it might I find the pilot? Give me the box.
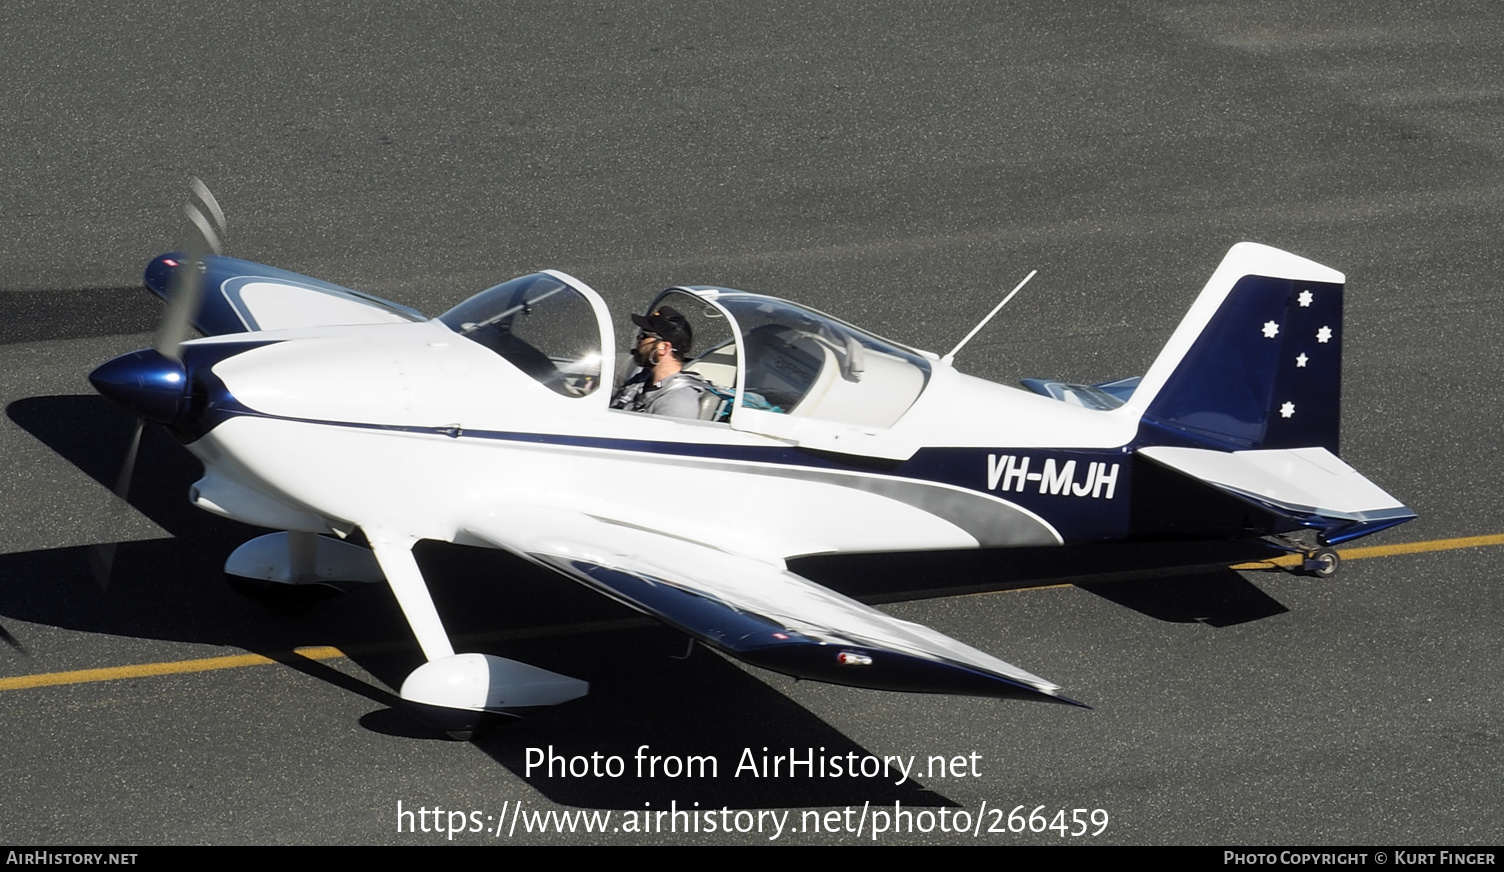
[611,305,711,419]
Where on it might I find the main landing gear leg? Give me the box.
[365,530,588,739]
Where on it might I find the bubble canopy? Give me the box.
[437,272,932,429]
[655,286,933,429]
[439,272,607,398]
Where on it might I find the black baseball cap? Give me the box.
[630,305,693,354]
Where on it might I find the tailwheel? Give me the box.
[1302,548,1340,578]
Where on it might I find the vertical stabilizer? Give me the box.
[1126,243,1346,453]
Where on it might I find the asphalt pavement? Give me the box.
[0,1,1500,845]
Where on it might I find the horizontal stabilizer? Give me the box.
[458,506,1079,705]
[1139,446,1416,544]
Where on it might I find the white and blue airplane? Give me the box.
[90,226,1415,733]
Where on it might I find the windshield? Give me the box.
[439,273,604,397]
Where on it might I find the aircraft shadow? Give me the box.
[793,539,1291,627]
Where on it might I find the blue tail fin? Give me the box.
[1126,243,1346,453]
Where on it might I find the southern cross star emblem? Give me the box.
[1298,290,1314,307]
[1296,353,1308,368]
[1280,401,1295,418]
[1262,320,1280,339]
[1317,325,1333,343]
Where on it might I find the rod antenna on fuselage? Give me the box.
[941,269,1037,365]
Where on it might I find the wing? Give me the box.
[456,506,1079,705]
[1138,446,1416,544]
[144,253,425,336]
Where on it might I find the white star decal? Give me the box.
[1262,320,1280,339]
[1280,402,1295,418]
[1317,325,1333,343]
[1298,290,1313,307]
[1296,353,1308,368]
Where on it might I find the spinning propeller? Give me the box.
[156,177,225,358]
[88,178,226,587]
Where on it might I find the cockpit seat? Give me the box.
[697,388,726,421]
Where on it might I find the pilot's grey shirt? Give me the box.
[611,370,710,419]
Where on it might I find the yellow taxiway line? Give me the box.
[0,645,344,691]
[1227,532,1504,570]
[2,532,1500,694]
